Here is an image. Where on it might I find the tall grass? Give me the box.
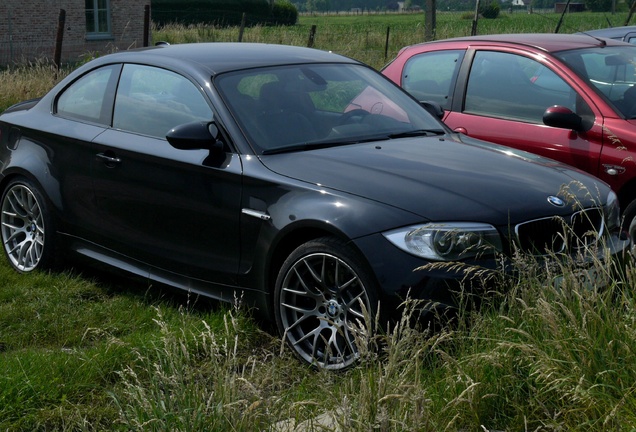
[1,232,635,429]
[0,60,72,112]
[102,251,636,431]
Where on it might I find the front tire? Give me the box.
[274,237,377,370]
[1,178,55,273]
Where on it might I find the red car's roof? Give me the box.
[410,33,628,53]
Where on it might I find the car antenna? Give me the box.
[555,0,607,47]
[571,17,610,47]
[578,31,608,47]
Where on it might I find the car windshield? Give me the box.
[555,45,636,118]
[215,63,446,154]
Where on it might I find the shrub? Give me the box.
[270,1,298,25]
[480,1,500,18]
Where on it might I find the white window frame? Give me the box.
[86,0,112,40]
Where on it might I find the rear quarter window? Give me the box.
[56,65,118,124]
[401,49,464,110]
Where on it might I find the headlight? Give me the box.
[605,190,621,231]
[383,222,503,261]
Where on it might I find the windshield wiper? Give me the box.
[387,129,445,139]
[261,136,390,155]
[262,141,346,155]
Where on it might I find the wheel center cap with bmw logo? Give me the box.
[327,300,340,318]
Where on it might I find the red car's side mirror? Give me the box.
[543,105,584,132]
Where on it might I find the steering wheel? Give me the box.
[619,86,636,118]
[338,109,370,125]
[624,101,636,119]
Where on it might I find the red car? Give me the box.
[382,33,636,240]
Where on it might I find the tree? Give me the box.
[480,0,500,17]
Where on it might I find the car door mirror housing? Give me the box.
[420,101,444,119]
[166,121,222,151]
[543,105,584,132]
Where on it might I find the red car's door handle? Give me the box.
[453,127,468,135]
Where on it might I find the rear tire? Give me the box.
[1,178,56,273]
[274,237,377,370]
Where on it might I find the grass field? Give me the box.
[2,12,636,431]
[156,11,633,68]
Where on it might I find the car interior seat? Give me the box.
[252,81,318,150]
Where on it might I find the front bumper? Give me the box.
[353,231,631,320]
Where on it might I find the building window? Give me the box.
[85,0,112,39]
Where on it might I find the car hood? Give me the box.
[259,135,606,225]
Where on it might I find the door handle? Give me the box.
[453,127,468,135]
[96,152,122,166]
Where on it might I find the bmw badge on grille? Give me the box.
[547,196,565,207]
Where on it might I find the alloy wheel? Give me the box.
[278,251,371,370]
[1,184,46,272]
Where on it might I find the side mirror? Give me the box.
[543,105,583,132]
[421,101,444,120]
[166,121,223,151]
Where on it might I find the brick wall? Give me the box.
[0,0,151,65]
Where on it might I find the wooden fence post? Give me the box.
[384,26,390,61]
[625,0,636,25]
[54,9,66,71]
[307,25,317,48]
[143,5,150,47]
[471,0,480,36]
[425,0,436,41]
[238,13,246,42]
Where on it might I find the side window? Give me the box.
[85,0,111,39]
[401,50,464,110]
[113,64,212,139]
[465,51,580,123]
[56,65,117,124]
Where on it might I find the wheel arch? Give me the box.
[1,168,63,217]
[265,222,371,303]
[0,140,65,216]
[617,177,636,214]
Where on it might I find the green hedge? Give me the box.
[152,0,297,27]
[480,1,500,18]
[270,1,298,25]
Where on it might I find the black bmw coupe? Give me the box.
[0,43,629,369]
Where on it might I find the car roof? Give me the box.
[413,33,629,53]
[94,42,359,75]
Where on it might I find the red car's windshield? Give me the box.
[555,46,636,118]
